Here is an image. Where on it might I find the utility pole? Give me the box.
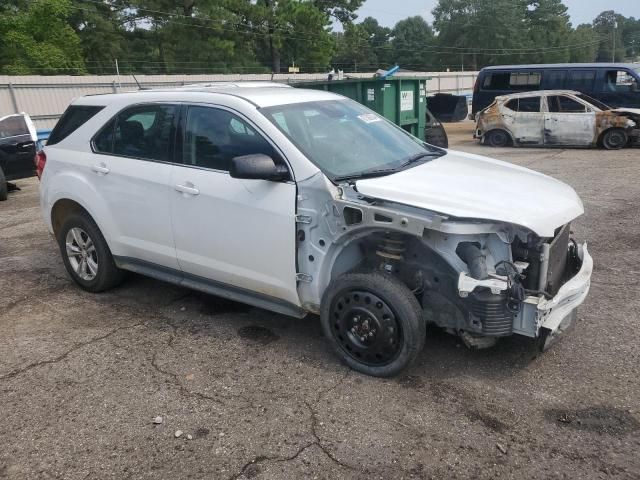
[612,20,618,62]
[115,59,121,91]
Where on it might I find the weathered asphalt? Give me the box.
[1,123,638,479]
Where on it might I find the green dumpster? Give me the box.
[293,77,428,141]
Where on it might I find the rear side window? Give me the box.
[567,70,596,90]
[482,71,541,91]
[518,97,541,112]
[0,115,29,139]
[93,104,178,162]
[504,97,541,112]
[544,70,567,89]
[47,105,103,145]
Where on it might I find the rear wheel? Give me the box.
[57,211,125,292]
[320,272,425,377]
[486,130,510,147]
[601,128,628,150]
[0,166,7,201]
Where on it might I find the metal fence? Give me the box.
[0,71,477,129]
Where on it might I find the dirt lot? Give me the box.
[1,122,639,479]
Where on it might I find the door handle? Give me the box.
[175,183,200,196]
[92,163,110,174]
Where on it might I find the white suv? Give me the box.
[39,84,593,376]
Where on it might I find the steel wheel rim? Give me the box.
[605,131,625,149]
[490,131,507,147]
[65,227,98,281]
[330,290,403,366]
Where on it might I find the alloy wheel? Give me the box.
[65,227,98,281]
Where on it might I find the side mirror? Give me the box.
[229,154,289,181]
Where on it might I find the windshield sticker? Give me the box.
[358,113,382,123]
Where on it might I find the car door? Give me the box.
[90,103,180,269]
[169,104,299,306]
[544,95,595,146]
[506,96,544,145]
[0,113,37,180]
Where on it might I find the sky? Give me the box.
[352,0,639,28]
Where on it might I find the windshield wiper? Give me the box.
[333,151,442,183]
[333,167,399,182]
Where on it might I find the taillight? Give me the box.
[35,150,47,179]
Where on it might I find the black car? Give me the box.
[0,113,37,201]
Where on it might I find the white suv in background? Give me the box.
[39,84,593,377]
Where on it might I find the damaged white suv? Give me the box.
[39,84,593,377]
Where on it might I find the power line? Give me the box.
[73,0,608,55]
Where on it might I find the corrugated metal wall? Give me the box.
[0,72,477,129]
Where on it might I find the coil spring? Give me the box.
[376,233,407,261]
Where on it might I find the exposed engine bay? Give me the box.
[295,172,592,350]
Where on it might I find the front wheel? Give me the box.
[601,128,628,150]
[320,272,426,377]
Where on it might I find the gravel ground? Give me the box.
[1,122,639,479]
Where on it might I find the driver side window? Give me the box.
[182,106,278,172]
[603,70,639,93]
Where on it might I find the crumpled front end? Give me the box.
[455,224,592,347]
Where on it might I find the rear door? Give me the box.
[0,114,37,180]
[505,96,544,145]
[90,103,180,269]
[544,95,595,146]
[169,104,299,305]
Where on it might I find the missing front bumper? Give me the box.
[458,242,593,339]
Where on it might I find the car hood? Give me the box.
[611,108,640,116]
[355,149,584,237]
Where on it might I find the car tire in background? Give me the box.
[320,272,426,377]
[0,166,8,201]
[486,130,510,148]
[601,128,628,150]
[57,211,125,292]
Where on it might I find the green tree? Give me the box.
[621,16,640,60]
[333,23,378,71]
[391,16,436,70]
[432,0,528,69]
[0,0,85,74]
[525,0,572,63]
[568,24,599,62]
[593,10,627,62]
[361,17,392,66]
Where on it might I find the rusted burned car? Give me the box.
[475,90,640,149]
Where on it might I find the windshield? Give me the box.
[576,93,610,111]
[260,99,444,181]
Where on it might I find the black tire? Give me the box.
[601,128,628,150]
[57,211,125,292]
[486,130,510,147]
[320,272,425,377]
[0,166,7,201]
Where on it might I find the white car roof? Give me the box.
[495,90,581,101]
[73,85,342,109]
